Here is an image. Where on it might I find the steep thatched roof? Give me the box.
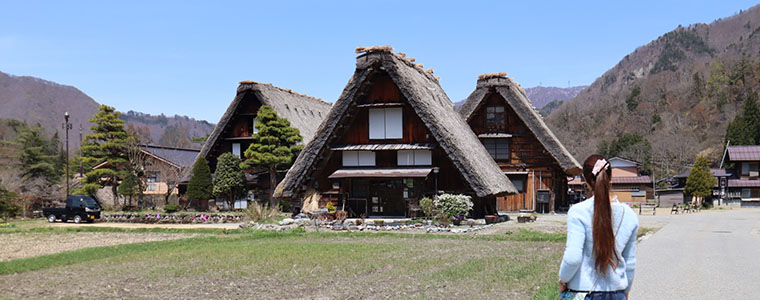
[458,75,582,175]
[275,50,516,198]
[198,81,332,160]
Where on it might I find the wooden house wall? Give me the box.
[467,91,567,212]
[612,167,639,178]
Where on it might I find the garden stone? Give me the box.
[279,218,295,226]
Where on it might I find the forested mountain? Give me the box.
[0,71,214,150]
[546,5,760,176]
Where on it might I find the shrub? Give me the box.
[244,201,280,223]
[326,202,336,213]
[164,204,181,214]
[433,194,473,219]
[420,197,434,218]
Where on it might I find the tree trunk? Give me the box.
[269,166,278,208]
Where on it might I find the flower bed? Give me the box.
[102,212,244,224]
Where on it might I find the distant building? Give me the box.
[93,145,199,208]
[725,145,760,206]
[656,168,731,207]
[568,157,653,205]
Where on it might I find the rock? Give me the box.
[279,218,295,226]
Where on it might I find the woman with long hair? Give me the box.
[559,155,639,300]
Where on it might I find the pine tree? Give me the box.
[187,156,213,205]
[725,91,760,145]
[78,105,131,200]
[48,132,66,180]
[684,156,717,202]
[241,105,303,206]
[15,124,58,182]
[117,170,141,207]
[213,153,246,209]
[0,185,21,221]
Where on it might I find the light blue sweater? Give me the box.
[559,197,639,293]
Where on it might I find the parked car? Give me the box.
[43,195,102,223]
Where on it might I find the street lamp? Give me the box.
[63,112,72,197]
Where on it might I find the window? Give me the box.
[486,106,505,127]
[232,143,241,157]
[483,138,509,160]
[741,162,759,177]
[742,163,750,176]
[742,188,760,199]
[369,108,403,139]
[507,175,526,193]
[252,117,259,135]
[147,184,157,191]
[342,151,376,166]
[147,172,160,183]
[397,150,432,166]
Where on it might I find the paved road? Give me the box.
[630,209,760,299]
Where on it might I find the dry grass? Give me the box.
[0,231,564,299]
[478,72,508,80]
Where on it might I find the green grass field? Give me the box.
[0,227,565,299]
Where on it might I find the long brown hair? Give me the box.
[583,154,619,275]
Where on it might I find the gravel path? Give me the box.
[630,209,760,299]
[0,232,195,261]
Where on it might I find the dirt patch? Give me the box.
[0,232,196,261]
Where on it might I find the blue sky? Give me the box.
[0,1,757,123]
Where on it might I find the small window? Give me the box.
[742,163,750,176]
[232,143,241,157]
[252,117,259,135]
[486,106,505,127]
[507,174,526,193]
[342,151,375,167]
[369,108,403,139]
[483,138,509,160]
[397,150,432,166]
[147,172,160,183]
[147,184,157,191]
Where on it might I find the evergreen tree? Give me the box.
[48,132,66,179]
[684,156,717,201]
[213,153,246,209]
[241,105,303,206]
[0,185,21,221]
[116,170,141,207]
[725,91,760,146]
[15,124,58,182]
[78,105,131,200]
[187,156,213,205]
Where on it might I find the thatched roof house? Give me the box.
[275,48,515,217]
[458,74,581,212]
[459,74,580,174]
[198,81,332,173]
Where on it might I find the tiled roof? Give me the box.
[727,145,760,161]
[728,179,760,187]
[140,145,200,168]
[611,176,651,184]
[674,168,731,178]
[567,175,651,185]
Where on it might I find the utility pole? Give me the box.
[63,112,72,197]
[79,123,84,176]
